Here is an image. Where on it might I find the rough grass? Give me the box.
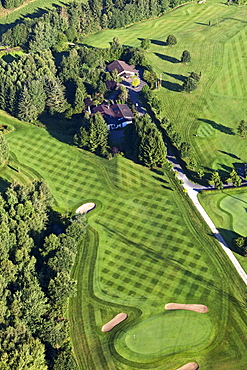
[0,0,73,34]
[199,188,247,273]
[84,0,247,174]
[1,111,247,369]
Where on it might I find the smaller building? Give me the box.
[107,60,138,78]
[92,103,133,130]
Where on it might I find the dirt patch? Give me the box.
[176,362,199,370]
[76,202,95,214]
[165,303,208,313]
[102,313,128,332]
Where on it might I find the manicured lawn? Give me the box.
[115,310,212,361]
[84,0,247,174]
[1,111,247,369]
[199,188,247,273]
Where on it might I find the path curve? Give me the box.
[167,155,247,285]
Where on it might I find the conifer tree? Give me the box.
[0,133,9,164]
[138,123,166,167]
[45,77,68,115]
[18,86,38,122]
[87,112,109,154]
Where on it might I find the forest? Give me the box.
[0,180,87,369]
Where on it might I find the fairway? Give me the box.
[115,310,212,360]
[1,109,247,369]
[199,189,247,273]
[84,0,247,174]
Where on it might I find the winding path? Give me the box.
[167,155,247,285]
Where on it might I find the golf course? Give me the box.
[0,0,246,368]
[1,108,246,369]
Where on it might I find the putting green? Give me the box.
[115,311,213,362]
[220,193,247,237]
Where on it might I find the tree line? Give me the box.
[0,0,25,9]
[1,0,193,49]
[0,180,87,369]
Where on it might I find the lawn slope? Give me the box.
[85,0,247,174]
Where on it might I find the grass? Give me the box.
[84,0,247,174]
[115,310,212,360]
[0,0,73,35]
[199,188,247,273]
[0,110,246,368]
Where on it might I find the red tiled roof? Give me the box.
[92,104,133,120]
[107,60,138,75]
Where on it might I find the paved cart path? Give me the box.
[167,155,247,285]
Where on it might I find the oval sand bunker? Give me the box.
[102,313,127,332]
[176,362,199,370]
[76,202,95,214]
[165,303,208,313]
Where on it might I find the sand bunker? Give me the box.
[76,202,95,214]
[165,303,208,313]
[102,313,128,332]
[176,362,199,370]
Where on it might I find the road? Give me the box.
[167,154,247,285]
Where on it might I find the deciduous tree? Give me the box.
[166,34,177,46]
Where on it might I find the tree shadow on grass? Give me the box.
[194,22,209,26]
[161,80,182,92]
[39,113,82,145]
[218,150,241,160]
[0,177,10,193]
[155,52,180,64]
[152,175,173,191]
[198,118,235,135]
[150,39,167,46]
[0,7,48,36]
[165,72,187,83]
[216,228,245,255]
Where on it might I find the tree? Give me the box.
[230,169,242,187]
[0,133,9,164]
[166,34,177,46]
[211,171,223,189]
[181,50,191,63]
[87,113,109,154]
[138,123,166,168]
[118,85,128,103]
[45,77,68,115]
[74,112,108,155]
[132,76,140,88]
[182,77,198,93]
[235,236,245,249]
[237,120,247,137]
[140,38,151,50]
[197,169,205,179]
[143,70,158,89]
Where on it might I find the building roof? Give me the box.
[107,60,138,75]
[92,103,133,124]
[111,104,133,119]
